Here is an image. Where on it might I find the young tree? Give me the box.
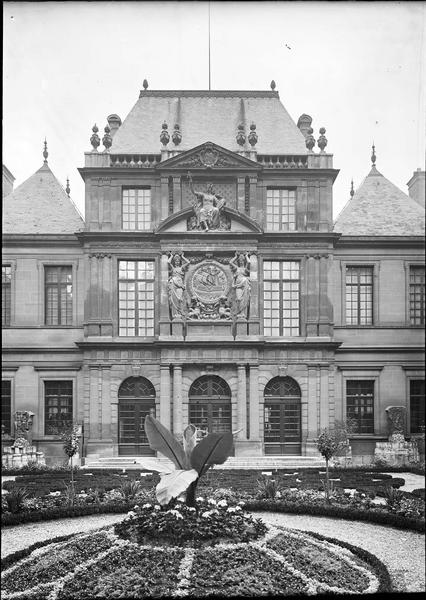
[61,423,81,501]
[316,421,355,504]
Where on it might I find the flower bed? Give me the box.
[114,497,267,547]
[1,522,393,598]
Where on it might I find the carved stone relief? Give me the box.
[186,174,230,231]
[166,253,252,321]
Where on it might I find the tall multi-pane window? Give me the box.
[409,266,425,325]
[45,266,72,325]
[44,380,73,435]
[2,265,11,326]
[410,380,425,433]
[266,189,296,231]
[345,266,373,325]
[346,380,374,434]
[1,380,12,434]
[118,260,155,336]
[263,261,300,336]
[122,188,151,230]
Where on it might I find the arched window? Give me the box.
[189,375,232,438]
[264,376,301,455]
[118,376,156,456]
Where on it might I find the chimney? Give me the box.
[297,114,312,138]
[407,168,425,208]
[2,164,15,198]
[107,114,122,138]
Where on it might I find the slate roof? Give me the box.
[334,166,425,236]
[111,90,307,155]
[3,162,84,234]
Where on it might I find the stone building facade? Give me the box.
[2,85,425,465]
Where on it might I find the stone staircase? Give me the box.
[82,455,326,471]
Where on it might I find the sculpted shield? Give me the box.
[189,263,230,305]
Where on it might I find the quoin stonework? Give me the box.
[2,83,425,466]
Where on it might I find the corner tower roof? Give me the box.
[3,162,84,234]
[334,165,425,236]
[110,89,307,155]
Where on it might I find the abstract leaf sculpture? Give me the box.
[144,415,235,507]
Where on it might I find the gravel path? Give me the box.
[2,511,424,593]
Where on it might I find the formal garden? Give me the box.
[1,418,425,598]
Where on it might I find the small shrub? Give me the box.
[4,486,30,513]
[118,479,142,501]
[256,475,282,499]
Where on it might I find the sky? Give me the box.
[3,0,425,219]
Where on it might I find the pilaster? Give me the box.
[160,364,171,430]
[173,365,183,436]
[306,256,319,336]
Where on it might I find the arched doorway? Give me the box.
[188,375,232,438]
[264,377,301,455]
[118,377,156,456]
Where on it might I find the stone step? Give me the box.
[82,456,326,471]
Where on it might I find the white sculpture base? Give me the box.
[2,445,46,468]
[374,434,419,467]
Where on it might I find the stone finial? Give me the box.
[90,124,100,152]
[371,143,376,166]
[172,123,182,146]
[305,127,315,152]
[66,177,70,196]
[297,114,313,137]
[43,138,48,163]
[350,179,354,197]
[160,122,170,146]
[248,123,258,147]
[270,80,276,90]
[107,114,122,137]
[102,125,112,152]
[317,127,328,152]
[143,79,149,90]
[236,123,246,146]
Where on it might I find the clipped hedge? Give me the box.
[2,469,407,498]
[1,502,131,527]
[245,499,425,532]
[2,496,424,532]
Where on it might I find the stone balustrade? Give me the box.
[84,151,334,169]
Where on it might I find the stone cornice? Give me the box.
[334,235,425,248]
[2,234,83,247]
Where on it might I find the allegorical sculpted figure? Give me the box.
[188,173,226,231]
[167,252,190,319]
[229,251,251,318]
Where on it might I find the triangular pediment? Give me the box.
[155,141,262,171]
[156,205,263,234]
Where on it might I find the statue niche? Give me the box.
[187,173,230,232]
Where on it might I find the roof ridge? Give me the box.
[138,90,279,99]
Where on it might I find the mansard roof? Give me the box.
[334,165,425,236]
[110,89,307,156]
[3,162,84,234]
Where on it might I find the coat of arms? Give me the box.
[200,147,219,167]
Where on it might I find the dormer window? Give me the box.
[266,188,296,231]
[122,188,151,231]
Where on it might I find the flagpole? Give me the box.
[208,1,211,90]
